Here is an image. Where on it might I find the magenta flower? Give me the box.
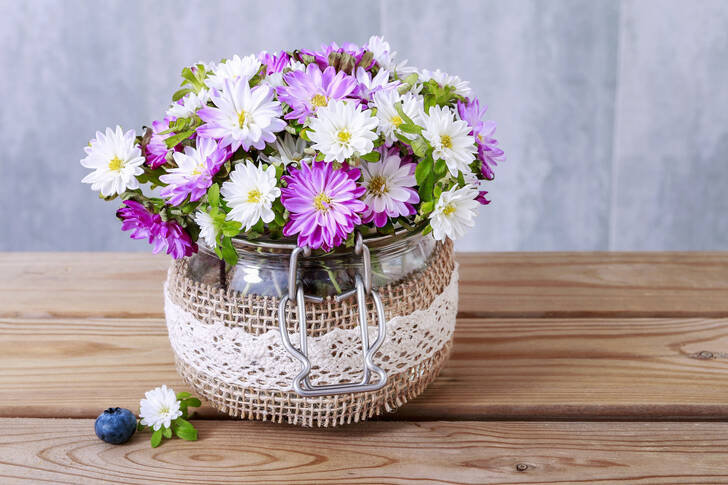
[475,190,491,206]
[281,161,366,251]
[117,200,197,258]
[259,50,290,74]
[159,137,230,206]
[277,64,358,123]
[457,99,505,180]
[302,42,371,70]
[144,117,178,169]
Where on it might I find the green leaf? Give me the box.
[410,136,429,158]
[420,200,435,214]
[398,123,421,135]
[434,159,448,177]
[151,429,163,448]
[176,391,191,400]
[359,151,380,163]
[172,88,193,102]
[403,73,419,86]
[251,218,264,234]
[220,237,238,267]
[165,129,194,148]
[394,102,416,126]
[415,156,433,184]
[422,224,433,236]
[183,397,202,408]
[221,221,241,238]
[172,418,198,441]
[207,184,220,208]
[162,426,172,439]
[137,420,146,431]
[419,174,435,202]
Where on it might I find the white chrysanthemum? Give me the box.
[80,126,145,197]
[194,210,217,247]
[430,185,479,241]
[197,78,285,152]
[421,105,476,176]
[308,100,379,162]
[139,385,183,431]
[166,89,209,118]
[420,68,472,97]
[361,150,418,217]
[260,133,308,166]
[221,160,281,231]
[205,54,261,91]
[372,89,422,145]
[366,35,397,69]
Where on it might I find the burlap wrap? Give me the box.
[165,240,457,427]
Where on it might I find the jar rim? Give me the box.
[198,224,428,258]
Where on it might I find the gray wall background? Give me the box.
[2,0,727,252]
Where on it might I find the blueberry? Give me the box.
[94,407,137,444]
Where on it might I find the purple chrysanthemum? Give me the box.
[281,161,366,251]
[277,64,358,123]
[159,137,230,206]
[301,42,371,70]
[259,50,290,74]
[117,200,197,258]
[457,99,505,180]
[144,117,178,169]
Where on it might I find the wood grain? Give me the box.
[1,419,727,484]
[457,252,728,318]
[3,316,728,420]
[3,252,728,319]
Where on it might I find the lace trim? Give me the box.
[165,265,459,392]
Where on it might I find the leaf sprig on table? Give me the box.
[137,385,200,447]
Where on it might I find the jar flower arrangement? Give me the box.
[82,37,504,426]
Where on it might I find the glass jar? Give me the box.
[186,229,436,298]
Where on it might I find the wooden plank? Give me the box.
[1,419,727,484]
[2,252,728,319]
[3,316,728,420]
[457,251,728,318]
[0,253,169,319]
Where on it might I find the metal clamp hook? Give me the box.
[277,234,388,396]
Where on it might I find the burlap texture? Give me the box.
[167,240,454,336]
[166,239,456,426]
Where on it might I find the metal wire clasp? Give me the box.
[277,233,388,396]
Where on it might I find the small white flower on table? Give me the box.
[139,385,183,431]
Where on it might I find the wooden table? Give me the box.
[2,252,728,483]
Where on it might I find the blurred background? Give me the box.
[1,0,727,252]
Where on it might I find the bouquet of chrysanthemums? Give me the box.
[81,37,504,265]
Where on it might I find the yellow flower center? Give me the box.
[313,192,332,212]
[337,129,352,143]
[368,176,388,196]
[391,115,403,128]
[247,189,262,203]
[159,406,169,415]
[311,94,328,107]
[442,204,456,216]
[238,110,247,128]
[191,163,205,176]
[108,156,124,171]
[440,134,453,149]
